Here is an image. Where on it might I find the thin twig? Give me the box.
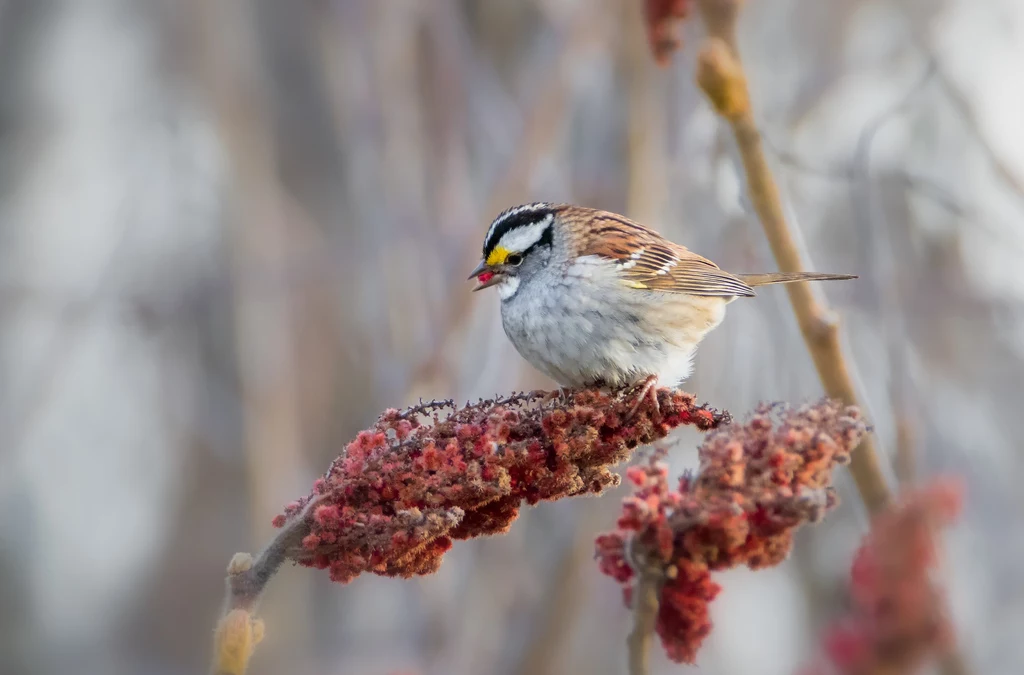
[693,0,892,514]
[626,540,665,675]
[209,498,318,675]
[222,508,314,616]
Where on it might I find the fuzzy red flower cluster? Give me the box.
[805,479,963,675]
[273,387,728,584]
[595,400,868,663]
[643,0,694,65]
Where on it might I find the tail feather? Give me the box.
[736,272,856,288]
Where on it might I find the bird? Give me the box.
[467,202,856,416]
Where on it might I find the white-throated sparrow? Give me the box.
[468,203,855,412]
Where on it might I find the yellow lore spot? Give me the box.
[486,245,510,267]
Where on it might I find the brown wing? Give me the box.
[568,208,756,297]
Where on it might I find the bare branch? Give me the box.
[210,497,319,675]
[693,0,893,515]
[689,5,973,674]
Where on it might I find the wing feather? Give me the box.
[568,209,756,297]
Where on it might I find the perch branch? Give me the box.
[693,0,892,514]
[210,499,318,675]
[207,385,727,674]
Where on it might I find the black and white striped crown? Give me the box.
[482,202,556,258]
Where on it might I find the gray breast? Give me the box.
[497,256,723,388]
[499,266,663,387]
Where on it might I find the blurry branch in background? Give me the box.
[758,62,976,230]
[0,215,134,478]
[761,133,1024,257]
[407,3,599,396]
[187,0,312,664]
[932,72,1024,202]
[624,0,669,229]
[847,63,932,515]
[691,0,893,516]
[893,415,917,489]
[509,516,601,675]
[622,8,675,673]
[187,0,308,542]
[207,386,729,674]
[800,479,963,675]
[764,139,971,220]
[901,15,1024,204]
[626,543,665,675]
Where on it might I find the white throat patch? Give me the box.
[497,275,521,300]
[496,213,553,254]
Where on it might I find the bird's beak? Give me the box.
[468,260,503,291]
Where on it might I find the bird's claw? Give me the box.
[540,387,571,406]
[626,375,660,421]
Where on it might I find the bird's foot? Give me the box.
[540,386,572,406]
[626,375,660,421]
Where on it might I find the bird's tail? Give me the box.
[736,272,857,287]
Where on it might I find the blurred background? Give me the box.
[0,1,1022,674]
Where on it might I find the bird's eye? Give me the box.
[506,253,524,266]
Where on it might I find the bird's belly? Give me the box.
[500,284,724,389]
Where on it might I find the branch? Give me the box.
[692,0,892,515]
[207,385,729,674]
[210,499,317,675]
[627,541,667,675]
[685,5,973,674]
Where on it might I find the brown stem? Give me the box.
[627,541,665,675]
[691,4,971,674]
[209,500,317,675]
[693,0,892,515]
